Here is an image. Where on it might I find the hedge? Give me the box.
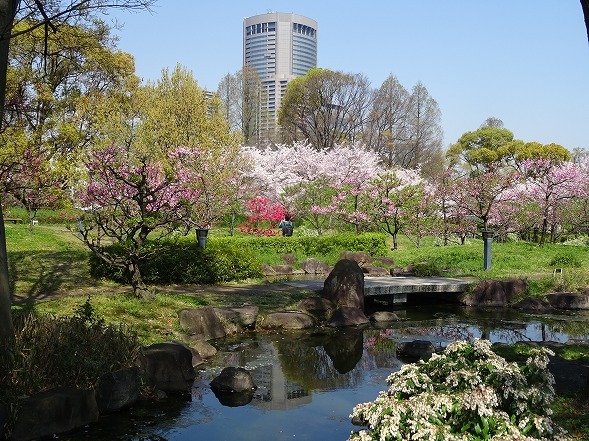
[89,232,388,285]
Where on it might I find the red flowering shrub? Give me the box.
[239,196,286,236]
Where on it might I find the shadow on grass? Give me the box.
[8,250,101,303]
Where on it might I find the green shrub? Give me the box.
[412,259,443,276]
[1,301,140,412]
[549,253,582,268]
[90,237,263,285]
[89,233,388,285]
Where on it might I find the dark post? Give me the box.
[482,230,494,270]
[196,228,209,248]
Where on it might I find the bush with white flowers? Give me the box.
[349,339,567,440]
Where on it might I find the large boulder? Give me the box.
[259,311,317,330]
[11,387,98,441]
[297,296,335,321]
[546,292,589,310]
[261,263,293,276]
[325,306,369,327]
[339,251,372,266]
[322,259,365,310]
[213,305,259,333]
[178,307,226,340]
[185,336,218,358]
[464,279,528,306]
[210,367,257,393]
[300,258,330,275]
[95,367,139,414]
[362,265,390,276]
[136,342,196,394]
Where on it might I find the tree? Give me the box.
[350,169,427,250]
[217,65,264,145]
[446,126,516,173]
[397,81,444,175]
[278,68,372,149]
[0,0,153,346]
[520,159,584,245]
[78,143,198,298]
[3,19,136,223]
[364,74,410,168]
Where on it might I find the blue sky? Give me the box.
[106,1,589,151]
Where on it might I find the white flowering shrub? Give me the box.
[349,339,567,440]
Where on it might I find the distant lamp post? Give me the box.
[482,230,494,270]
[196,228,209,248]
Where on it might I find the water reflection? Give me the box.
[60,306,589,440]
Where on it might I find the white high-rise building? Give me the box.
[243,12,318,142]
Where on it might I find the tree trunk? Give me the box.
[582,0,589,44]
[0,0,20,346]
[127,261,153,300]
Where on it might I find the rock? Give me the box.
[168,340,204,367]
[300,258,330,274]
[512,297,555,313]
[464,279,528,306]
[136,342,196,394]
[325,306,369,327]
[213,305,259,333]
[210,367,257,393]
[186,336,218,358]
[396,340,434,361]
[178,307,226,340]
[362,265,390,276]
[370,311,400,322]
[546,292,589,309]
[11,387,98,441]
[269,264,294,275]
[261,263,277,276]
[373,256,395,267]
[297,297,335,321]
[95,367,139,414]
[339,251,372,266]
[259,311,317,330]
[322,259,365,310]
[282,253,297,265]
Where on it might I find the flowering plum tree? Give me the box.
[77,143,197,298]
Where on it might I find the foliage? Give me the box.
[278,68,372,149]
[77,143,200,297]
[238,196,285,236]
[89,237,263,285]
[349,339,564,440]
[0,304,140,407]
[88,232,388,284]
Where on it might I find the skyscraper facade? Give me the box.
[243,12,318,142]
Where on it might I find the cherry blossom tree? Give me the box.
[353,169,428,250]
[520,159,584,244]
[455,166,521,233]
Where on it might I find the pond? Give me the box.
[59,305,589,441]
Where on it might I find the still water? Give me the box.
[62,305,589,441]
